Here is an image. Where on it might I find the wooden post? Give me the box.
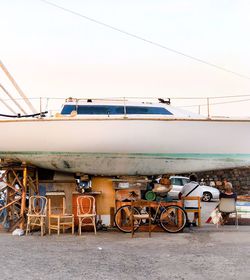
[110,207,115,227]
[20,165,27,229]
[35,169,39,194]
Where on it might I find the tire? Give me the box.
[202,192,212,202]
[114,205,141,233]
[159,205,187,233]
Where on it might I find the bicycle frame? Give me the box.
[139,200,168,224]
[114,199,187,233]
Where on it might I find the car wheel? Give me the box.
[202,192,212,202]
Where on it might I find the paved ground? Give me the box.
[0,201,249,280]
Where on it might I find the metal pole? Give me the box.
[20,165,27,230]
[207,98,210,118]
[123,97,127,118]
[40,97,42,116]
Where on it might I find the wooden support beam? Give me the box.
[0,198,21,212]
[35,169,39,194]
[20,166,27,230]
[1,165,38,231]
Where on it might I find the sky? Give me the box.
[1,0,250,116]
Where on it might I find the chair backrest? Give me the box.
[182,196,201,209]
[77,195,96,215]
[28,196,47,216]
[48,196,66,215]
[219,198,236,213]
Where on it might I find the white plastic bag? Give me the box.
[210,208,222,225]
[12,228,24,236]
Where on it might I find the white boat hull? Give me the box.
[0,117,250,175]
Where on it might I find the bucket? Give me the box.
[145,191,156,201]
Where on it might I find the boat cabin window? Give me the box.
[61,105,77,114]
[61,105,172,115]
[126,106,172,115]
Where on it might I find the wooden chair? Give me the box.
[131,199,152,238]
[26,196,47,236]
[48,196,74,235]
[77,195,96,235]
[182,196,201,227]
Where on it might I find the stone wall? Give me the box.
[194,168,250,195]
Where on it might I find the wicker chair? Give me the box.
[48,196,74,235]
[26,196,47,236]
[77,195,97,235]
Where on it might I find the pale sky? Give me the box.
[1,0,250,116]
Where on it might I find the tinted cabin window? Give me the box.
[126,106,172,115]
[61,105,123,115]
[77,105,124,115]
[61,105,77,114]
[61,105,172,115]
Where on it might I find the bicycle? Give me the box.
[114,196,187,233]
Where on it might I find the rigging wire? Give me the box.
[129,94,250,100]
[39,0,250,81]
[176,98,250,108]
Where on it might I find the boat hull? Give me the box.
[1,151,250,175]
[0,118,250,175]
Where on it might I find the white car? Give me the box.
[168,176,220,202]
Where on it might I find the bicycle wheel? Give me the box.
[114,205,141,233]
[159,205,187,233]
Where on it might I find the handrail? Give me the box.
[0,111,48,118]
[1,95,250,119]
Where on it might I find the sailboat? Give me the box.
[1,96,250,175]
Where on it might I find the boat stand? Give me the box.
[0,163,38,231]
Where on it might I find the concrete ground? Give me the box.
[0,202,250,280]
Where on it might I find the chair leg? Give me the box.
[198,211,201,227]
[57,217,60,235]
[48,217,51,235]
[93,217,96,235]
[79,219,81,236]
[43,217,46,236]
[41,218,43,237]
[26,216,30,235]
[72,217,74,235]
